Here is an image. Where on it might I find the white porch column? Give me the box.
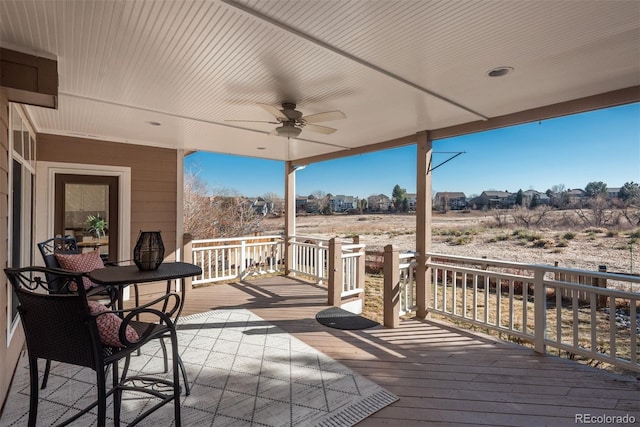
[284,161,296,276]
[416,131,432,318]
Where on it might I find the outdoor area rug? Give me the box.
[315,307,380,330]
[1,309,397,426]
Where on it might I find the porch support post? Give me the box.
[383,244,400,328]
[284,161,296,276]
[328,237,342,306]
[533,266,546,354]
[416,131,432,318]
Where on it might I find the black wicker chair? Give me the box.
[37,236,117,298]
[5,266,182,427]
[37,236,122,389]
[37,237,182,395]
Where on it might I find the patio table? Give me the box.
[88,261,202,395]
[88,261,201,320]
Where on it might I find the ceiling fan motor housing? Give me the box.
[281,103,303,121]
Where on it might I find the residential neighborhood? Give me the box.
[249,181,636,216]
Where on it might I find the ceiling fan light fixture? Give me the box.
[276,125,302,138]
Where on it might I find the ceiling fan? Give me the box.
[228,103,346,138]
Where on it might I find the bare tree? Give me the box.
[184,170,218,239]
[511,205,552,229]
[492,209,509,227]
[575,194,615,228]
[184,170,264,239]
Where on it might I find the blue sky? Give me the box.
[185,103,640,199]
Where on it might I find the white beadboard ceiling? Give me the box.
[1,0,639,162]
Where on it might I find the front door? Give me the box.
[54,174,119,263]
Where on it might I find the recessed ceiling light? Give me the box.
[487,66,514,77]
[146,121,162,126]
[257,147,266,150]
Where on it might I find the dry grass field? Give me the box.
[264,210,639,275]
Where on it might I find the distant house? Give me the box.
[433,192,466,211]
[250,197,274,216]
[367,194,391,212]
[405,193,417,211]
[330,195,359,212]
[566,188,586,206]
[607,188,621,199]
[477,191,512,209]
[522,190,550,206]
[296,196,309,214]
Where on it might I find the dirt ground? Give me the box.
[262,211,639,275]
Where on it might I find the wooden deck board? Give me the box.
[171,276,640,426]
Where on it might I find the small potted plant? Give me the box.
[86,214,108,239]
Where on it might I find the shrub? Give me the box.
[606,230,618,237]
[556,239,569,247]
[562,232,576,240]
[447,235,473,245]
[584,227,607,234]
[532,238,554,248]
[629,229,640,239]
[487,234,510,243]
[513,229,543,242]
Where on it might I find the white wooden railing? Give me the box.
[190,235,364,302]
[340,243,366,297]
[288,236,330,283]
[191,235,284,285]
[389,251,640,372]
[399,252,418,315]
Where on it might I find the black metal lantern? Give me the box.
[133,231,165,271]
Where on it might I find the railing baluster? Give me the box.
[556,287,562,347]
[609,296,617,360]
[473,273,478,322]
[590,292,597,357]
[572,289,579,349]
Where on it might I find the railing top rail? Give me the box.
[342,243,366,251]
[429,261,533,280]
[533,264,640,283]
[399,252,417,261]
[426,252,533,269]
[289,235,331,243]
[290,235,358,245]
[193,235,283,245]
[545,278,640,298]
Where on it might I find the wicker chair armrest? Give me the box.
[106,292,181,320]
[90,292,181,347]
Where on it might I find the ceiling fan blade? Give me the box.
[257,103,288,121]
[225,120,280,124]
[302,110,346,124]
[305,123,337,134]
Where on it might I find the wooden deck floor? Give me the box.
[175,275,640,427]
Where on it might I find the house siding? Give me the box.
[37,134,179,297]
[0,90,26,407]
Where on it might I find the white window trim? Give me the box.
[7,104,36,346]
